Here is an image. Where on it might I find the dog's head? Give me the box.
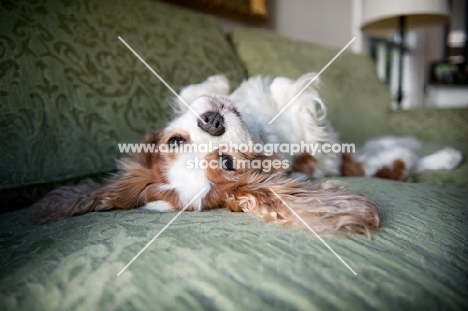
[145,96,258,211]
[33,95,257,221]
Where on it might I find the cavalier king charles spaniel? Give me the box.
[33,74,463,235]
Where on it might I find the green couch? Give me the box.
[1,1,467,310]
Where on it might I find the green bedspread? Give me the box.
[1,178,467,310]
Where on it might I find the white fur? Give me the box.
[152,74,464,213]
[143,201,174,212]
[177,73,341,176]
[353,136,420,178]
[164,153,212,211]
[168,96,256,147]
[37,74,463,223]
[233,74,340,176]
[176,75,230,107]
[163,94,258,211]
[353,136,463,178]
[417,147,464,172]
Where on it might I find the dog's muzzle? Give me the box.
[198,111,225,136]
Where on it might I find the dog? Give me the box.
[178,74,341,179]
[177,74,463,181]
[32,73,463,235]
[32,74,382,235]
[342,136,464,180]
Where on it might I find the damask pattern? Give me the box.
[0,0,247,208]
[0,178,467,310]
[1,2,467,310]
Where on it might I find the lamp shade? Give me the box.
[361,0,450,35]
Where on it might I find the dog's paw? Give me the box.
[270,76,294,102]
[178,75,231,107]
[421,147,464,171]
[206,74,231,95]
[143,201,174,212]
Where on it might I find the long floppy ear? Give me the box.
[225,173,380,236]
[31,131,165,223]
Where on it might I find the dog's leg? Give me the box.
[340,153,365,177]
[291,153,325,179]
[416,147,464,172]
[270,73,342,177]
[143,201,174,212]
[176,75,231,111]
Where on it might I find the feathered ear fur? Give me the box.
[30,131,173,223]
[204,150,380,236]
[224,172,380,236]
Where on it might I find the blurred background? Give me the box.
[164,0,468,110]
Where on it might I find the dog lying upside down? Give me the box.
[32,74,464,235]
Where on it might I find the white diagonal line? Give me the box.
[268,37,356,124]
[118,36,206,124]
[117,188,206,276]
[269,188,357,276]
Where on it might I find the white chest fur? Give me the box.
[164,153,211,211]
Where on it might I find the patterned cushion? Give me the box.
[0,178,466,310]
[229,28,393,144]
[0,0,247,208]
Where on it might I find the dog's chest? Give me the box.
[164,153,211,211]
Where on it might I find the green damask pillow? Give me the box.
[0,0,247,209]
[230,28,392,144]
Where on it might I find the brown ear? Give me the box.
[141,130,161,145]
[30,179,105,223]
[267,181,380,236]
[135,130,162,168]
[31,130,166,223]
[225,173,380,236]
[31,158,165,223]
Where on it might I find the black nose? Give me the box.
[198,111,225,136]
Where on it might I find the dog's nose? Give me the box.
[198,111,225,136]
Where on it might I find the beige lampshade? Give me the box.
[361,0,450,35]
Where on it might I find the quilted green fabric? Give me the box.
[0,178,467,310]
[0,0,247,203]
[229,29,393,144]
